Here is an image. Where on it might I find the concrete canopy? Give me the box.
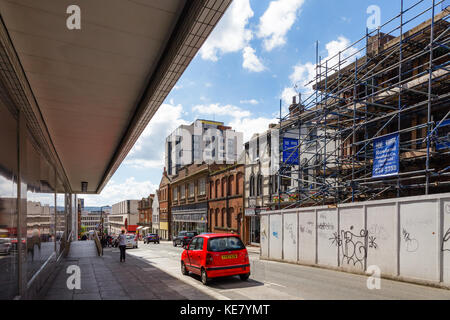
[0,0,231,193]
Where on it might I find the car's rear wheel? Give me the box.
[173,241,177,247]
[201,268,209,285]
[239,273,250,281]
[181,262,189,275]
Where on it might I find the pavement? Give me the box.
[41,240,450,300]
[40,240,214,300]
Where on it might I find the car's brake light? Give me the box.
[183,236,188,239]
[245,252,249,261]
[206,253,213,265]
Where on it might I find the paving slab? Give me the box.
[38,241,215,300]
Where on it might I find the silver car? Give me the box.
[0,238,11,255]
[125,234,138,249]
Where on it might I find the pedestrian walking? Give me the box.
[118,230,127,262]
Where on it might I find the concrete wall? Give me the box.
[261,193,450,287]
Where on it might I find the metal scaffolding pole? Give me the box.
[273,0,449,209]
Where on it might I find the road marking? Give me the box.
[265,282,286,288]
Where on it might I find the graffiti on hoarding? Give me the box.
[300,221,314,235]
[317,222,334,231]
[340,229,368,268]
[368,236,378,249]
[329,226,378,269]
[402,228,419,253]
[285,222,296,245]
[442,227,450,252]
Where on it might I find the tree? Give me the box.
[80,225,87,237]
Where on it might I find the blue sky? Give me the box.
[83,0,440,206]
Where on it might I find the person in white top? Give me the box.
[118,230,127,262]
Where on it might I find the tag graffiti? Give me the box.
[442,227,450,252]
[66,265,81,290]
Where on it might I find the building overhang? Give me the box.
[0,0,231,193]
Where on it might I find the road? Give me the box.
[124,241,450,300]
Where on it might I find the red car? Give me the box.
[180,233,250,285]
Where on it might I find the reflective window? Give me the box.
[189,183,194,198]
[250,216,260,244]
[0,103,18,299]
[194,237,203,250]
[26,136,56,280]
[180,185,185,199]
[208,237,245,252]
[56,179,66,255]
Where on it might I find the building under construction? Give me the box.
[275,0,450,208]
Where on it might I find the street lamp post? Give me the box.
[100,206,105,256]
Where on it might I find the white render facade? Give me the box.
[152,192,160,234]
[110,200,139,235]
[165,119,243,176]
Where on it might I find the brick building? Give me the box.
[159,168,172,240]
[137,194,153,236]
[208,164,246,242]
[170,163,226,235]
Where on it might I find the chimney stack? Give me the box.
[289,95,303,119]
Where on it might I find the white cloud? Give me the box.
[193,103,276,142]
[83,178,158,207]
[123,159,163,169]
[126,102,189,169]
[230,116,278,142]
[322,36,359,71]
[289,61,315,85]
[199,0,253,61]
[281,86,299,106]
[192,103,251,119]
[81,102,188,206]
[283,36,360,103]
[257,0,305,51]
[242,46,266,72]
[0,175,14,198]
[240,99,259,105]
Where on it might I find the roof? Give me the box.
[0,0,232,193]
[197,233,240,239]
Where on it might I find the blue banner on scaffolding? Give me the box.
[373,133,399,177]
[282,138,299,165]
[436,119,450,151]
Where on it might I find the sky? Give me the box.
[82,0,442,206]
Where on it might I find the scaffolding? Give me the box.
[275,0,450,209]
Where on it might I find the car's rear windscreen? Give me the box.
[207,237,245,252]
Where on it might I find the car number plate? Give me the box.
[221,254,237,260]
